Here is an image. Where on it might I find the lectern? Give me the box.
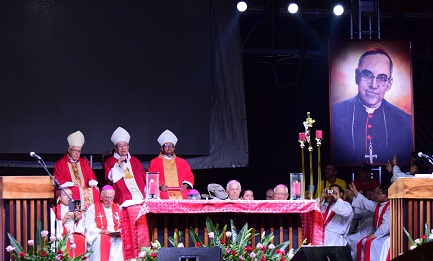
[0,176,54,260]
[388,178,433,259]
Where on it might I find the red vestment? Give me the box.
[148,155,194,199]
[53,153,100,207]
[104,156,146,205]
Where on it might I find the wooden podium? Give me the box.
[388,178,433,259]
[0,176,54,260]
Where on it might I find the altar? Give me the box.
[119,199,324,260]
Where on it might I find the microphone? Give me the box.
[30,151,42,160]
[418,152,433,159]
[124,159,127,163]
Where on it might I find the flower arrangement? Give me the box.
[128,217,307,261]
[6,220,92,261]
[403,223,433,250]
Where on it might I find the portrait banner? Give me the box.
[329,40,414,165]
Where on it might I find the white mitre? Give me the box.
[157,129,178,146]
[111,127,130,145]
[67,131,85,147]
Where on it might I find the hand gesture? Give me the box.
[348,182,359,197]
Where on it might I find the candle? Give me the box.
[293,181,300,195]
[299,132,306,141]
[149,179,156,194]
[316,130,322,139]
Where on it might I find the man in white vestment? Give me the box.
[349,183,390,261]
[85,185,124,261]
[346,189,376,260]
[320,184,353,246]
[50,188,86,257]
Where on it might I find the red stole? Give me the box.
[322,203,336,227]
[94,202,120,261]
[357,201,390,261]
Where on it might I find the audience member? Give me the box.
[50,188,86,258]
[353,163,381,194]
[320,184,353,246]
[273,184,289,200]
[349,183,390,261]
[226,180,241,200]
[240,189,254,200]
[104,127,146,205]
[148,129,194,199]
[85,185,123,261]
[54,131,100,210]
[265,188,274,200]
[315,163,347,198]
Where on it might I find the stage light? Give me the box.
[288,3,298,14]
[333,4,344,16]
[237,1,248,12]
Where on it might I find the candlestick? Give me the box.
[316,130,322,139]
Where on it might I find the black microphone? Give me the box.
[124,159,127,163]
[418,152,433,159]
[30,151,42,160]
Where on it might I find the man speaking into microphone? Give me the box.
[104,127,146,205]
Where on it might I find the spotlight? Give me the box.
[237,1,248,12]
[333,4,344,16]
[288,3,298,14]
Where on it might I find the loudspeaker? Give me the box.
[291,246,352,261]
[157,247,222,261]
[392,242,433,261]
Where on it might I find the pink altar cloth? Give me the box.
[120,200,324,260]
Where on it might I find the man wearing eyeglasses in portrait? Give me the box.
[54,130,100,210]
[148,129,194,199]
[332,47,412,165]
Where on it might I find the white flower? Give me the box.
[151,242,159,248]
[268,244,275,249]
[249,252,256,258]
[139,251,146,258]
[50,235,57,242]
[28,240,34,246]
[288,248,295,259]
[70,243,76,249]
[41,230,49,237]
[256,243,263,249]
[178,243,184,248]
[410,245,417,250]
[429,234,433,240]
[208,232,215,238]
[6,246,15,252]
[415,238,421,244]
[226,231,232,238]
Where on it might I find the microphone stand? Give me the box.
[32,154,75,250]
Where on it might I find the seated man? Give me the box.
[54,130,100,210]
[50,188,86,258]
[315,163,347,199]
[148,129,194,199]
[273,184,289,200]
[85,185,123,261]
[226,180,241,200]
[265,188,274,200]
[321,184,353,246]
[349,183,390,261]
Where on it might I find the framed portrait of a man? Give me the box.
[329,40,414,165]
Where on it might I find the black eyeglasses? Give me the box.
[359,71,391,86]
